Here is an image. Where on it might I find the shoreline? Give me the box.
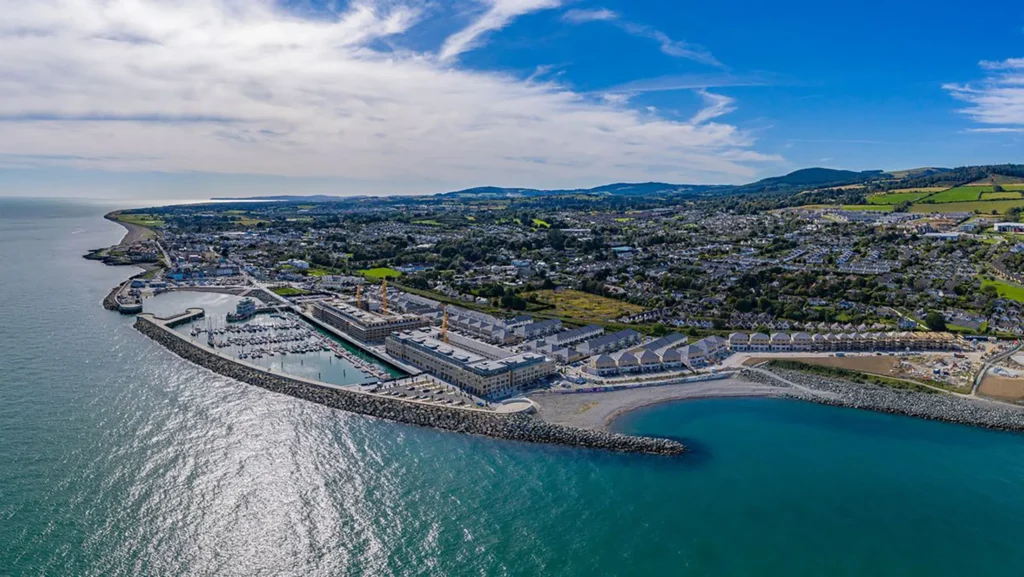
[530,368,1024,435]
[104,211,155,246]
[741,367,1024,433]
[530,379,784,431]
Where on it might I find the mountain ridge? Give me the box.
[211,165,1024,202]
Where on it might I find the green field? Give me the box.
[866,192,931,205]
[532,218,550,228]
[982,279,1024,303]
[271,287,311,296]
[910,199,1024,214]
[801,204,893,212]
[980,192,1023,200]
[116,213,165,227]
[921,186,986,203]
[359,267,402,280]
[412,219,443,226]
[526,289,644,322]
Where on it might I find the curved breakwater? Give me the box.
[102,283,123,311]
[740,368,1024,431]
[134,315,685,456]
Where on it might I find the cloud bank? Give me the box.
[0,0,775,191]
[945,57,1024,129]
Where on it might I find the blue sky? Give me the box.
[0,0,1022,199]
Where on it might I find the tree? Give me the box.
[547,228,566,251]
[924,311,947,331]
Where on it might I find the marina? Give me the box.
[145,291,397,386]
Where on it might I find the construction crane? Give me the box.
[441,304,449,344]
[380,278,388,314]
[355,284,363,309]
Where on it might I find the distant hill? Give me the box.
[727,167,884,196]
[885,167,949,179]
[894,164,1024,189]
[209,164,1024,203]
[209,194,364,202]
[437,182,728,199]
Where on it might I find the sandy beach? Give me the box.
[529,378,784,431]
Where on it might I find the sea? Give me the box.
[1,197,1023,576]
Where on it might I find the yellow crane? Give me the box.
[355,284,363,309]
[441,304,449,343]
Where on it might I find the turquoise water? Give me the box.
[2,198,1024,576]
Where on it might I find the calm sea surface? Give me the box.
[1,198,1023,576]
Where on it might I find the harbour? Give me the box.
[146,291,398,386]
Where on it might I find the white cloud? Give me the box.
[689,90,736,125]
[620,22,721,68]
[560,6,720,67]
[0,0,777,191]
[439,0,560,62]
[945,58,1024,128]
[562,8,617,23]
[980,58,1024,71]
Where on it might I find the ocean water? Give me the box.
[2,197,1023,576]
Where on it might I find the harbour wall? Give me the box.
[739,368,1024,432]
[134,315,685,456]
[102,282,123,311]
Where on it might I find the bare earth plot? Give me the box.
[979,375,1024,402]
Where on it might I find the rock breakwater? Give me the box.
[135,316,685,455]
[740,368,1024,432]
[102,283,123,311]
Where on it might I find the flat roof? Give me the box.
[393,329,547,374]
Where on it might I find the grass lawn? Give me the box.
[359,267,402,280]
[234,216,268,226]
[980,192,1022,200]
[532,218,550,228]
[765,360,940,393]
[910,199,1024,214]
[526,289,644,322]
[799,204,893,212]
[920,186,986,203]
[412,219,444,226]
[982,279,1024,303]
[866,192,931,205]
[116,213,165,227]
[271,286,311,296]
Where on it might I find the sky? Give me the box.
[0,0,1022,199]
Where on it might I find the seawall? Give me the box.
[134,315,685,456]
[102,283,123,311]
[740,368,1024,432]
